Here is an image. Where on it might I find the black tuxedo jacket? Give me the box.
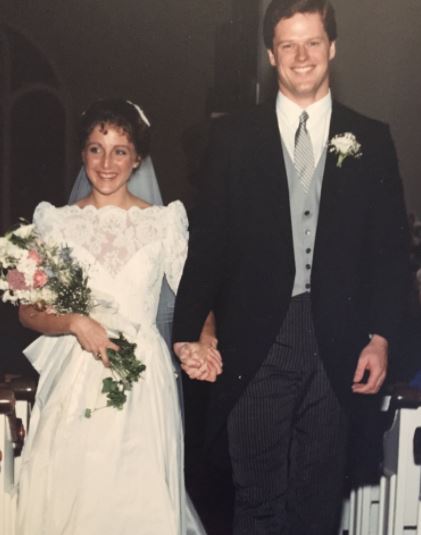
[173,99,409,443]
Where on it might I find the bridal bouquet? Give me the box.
[0,222,145,415]
[0,222,92,313]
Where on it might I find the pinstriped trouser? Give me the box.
[227,294,349,535]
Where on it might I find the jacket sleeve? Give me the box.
[367,124,410,342]
[172,118,232,342]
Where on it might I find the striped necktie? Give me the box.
[294,111,315,193]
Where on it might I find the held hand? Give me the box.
[183,345,222,382]
[352,334,388,395]
[174,342,204,369]
[69,314,119,367]
[173,341,223,382]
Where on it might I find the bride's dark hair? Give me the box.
[79,99,151,158]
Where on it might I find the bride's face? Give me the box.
[82,123,140,197]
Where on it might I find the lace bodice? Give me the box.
[33,201,188,326]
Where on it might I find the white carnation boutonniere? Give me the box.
[329,132,362,168]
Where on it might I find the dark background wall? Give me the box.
[325,1,421,215]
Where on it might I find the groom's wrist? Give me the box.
[199,333,218,348]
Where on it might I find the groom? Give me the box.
[173,1,409,533]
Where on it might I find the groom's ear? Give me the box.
[267,48,276,67]
[329,40,336,61]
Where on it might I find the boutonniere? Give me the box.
[328,133,362,168]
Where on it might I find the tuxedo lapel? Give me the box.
[256,102,290,204]
[253,101,292,243]
[314,102,349,259]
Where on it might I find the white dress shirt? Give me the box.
[275,91,332,167]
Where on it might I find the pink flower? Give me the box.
[6,269,28,290]
[27,249,42,265]
[33,269,48,288]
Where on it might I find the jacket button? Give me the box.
[238,375,243,380]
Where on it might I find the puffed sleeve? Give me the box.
[32,201,59,241]
[163,201,189,294]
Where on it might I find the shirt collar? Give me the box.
[276,91,332,129]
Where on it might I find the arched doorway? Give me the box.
[0,24,72,376]
[0,24,72,233]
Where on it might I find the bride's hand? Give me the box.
[69,314,119,367]
[174,342,223,382]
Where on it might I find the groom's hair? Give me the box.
[263,0,337,50]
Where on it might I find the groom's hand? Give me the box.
[352,334,388,395]
[173,341,223,382]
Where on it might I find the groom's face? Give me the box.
[267,11,336,107]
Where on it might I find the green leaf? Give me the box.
[85,333,146,416]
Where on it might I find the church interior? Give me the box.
[1,1,421,533]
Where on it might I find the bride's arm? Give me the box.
[19,305,118,366]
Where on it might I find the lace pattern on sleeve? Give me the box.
[163,201,188,294]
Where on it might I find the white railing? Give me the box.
[339,387,421,535]
[381,389,421,535]
[340,484,382,535]
[0,378,35,535]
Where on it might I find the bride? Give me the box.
[16,99,222,534]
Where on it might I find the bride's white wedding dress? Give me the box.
[16,201,205,535]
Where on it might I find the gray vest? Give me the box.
[281,141,327,296]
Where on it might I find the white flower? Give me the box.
[0,240,24,265]
[36,287,56,304]
[11,224,34,239]
[17,289,37,303]
[329,132,362,168]
[16,257,37,287]
[0,279,9,291]
[2,290,18,304]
